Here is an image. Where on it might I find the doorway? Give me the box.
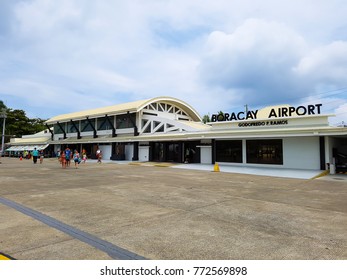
[151,142,183,163]
[153,143,164,161]
[167,143,180,162]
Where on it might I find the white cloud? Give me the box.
[295,41,347,84]
[333,103,347,125]
[198,19,310,105]
[1,0,347,121]
[197,18,347,116]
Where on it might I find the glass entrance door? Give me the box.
[167,143,180,162]
[153,143,164,161]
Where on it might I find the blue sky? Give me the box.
[1,0,347,124]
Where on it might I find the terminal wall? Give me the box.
[283,137,320,170]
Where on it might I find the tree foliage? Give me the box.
[0,100,5,109]
[0,101,47,142]
[202,114,211,124]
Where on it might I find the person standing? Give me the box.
[60,150,66,168]
[184,148,190,163]
[82,149,87,163]
[97,150,102,164]
[65,147,71,167]
[32,148,39,164]
[73,150,80,169]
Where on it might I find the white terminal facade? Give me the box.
[7,96,347,171]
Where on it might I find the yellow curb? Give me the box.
[153,163,175,167]
[310,170,329,180]
[128,162,143,166]
[129,162,175,167]
[0,253,12,260]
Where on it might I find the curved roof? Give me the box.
[45,96,202,124]
[138,96,202,121]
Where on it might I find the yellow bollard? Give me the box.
[213,162,220,172]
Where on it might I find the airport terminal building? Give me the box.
[6,96,347,171]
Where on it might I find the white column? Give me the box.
[242,139,247,164]
[324,136,333,168]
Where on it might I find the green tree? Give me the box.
[0,100,5,110]
[0,101,47,142]
[202,114,210,124]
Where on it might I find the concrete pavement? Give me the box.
[0,157,346,260]
[80,159,324,179]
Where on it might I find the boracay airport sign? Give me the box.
[211,104,322,122]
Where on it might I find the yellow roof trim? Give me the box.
[45,99,150,124]
[45,96,202,124]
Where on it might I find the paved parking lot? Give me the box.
[0,157,346,260]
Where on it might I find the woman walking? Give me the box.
[32,148,39,164]
[73,150,80,169]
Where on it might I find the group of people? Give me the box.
[56,147,104,168]
[17,149,43,163]
[57,148,88,169]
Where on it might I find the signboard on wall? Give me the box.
[211,104,322,122]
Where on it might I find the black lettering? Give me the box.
[230,112,237,121]
[308,105,315,115]
[211,115,217,122]
[316,104,322,114]
[224,113,230,121]
[238,121,265,127]
[282,107,288,117]
[268,109,277,118]
[246,111,253,119]
[296,106,306,116]
[288,106,296,116]
[237,111,245,120]
[269,120,288,125]
[217,113,224,121]
[100,266,117,275]
[253,110,258,119]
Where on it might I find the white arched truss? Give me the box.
[139,101,199,134]
[142,102,191,120]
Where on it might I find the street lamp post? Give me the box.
[1,108,7,157]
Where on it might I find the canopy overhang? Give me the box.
[6,144,49,152]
